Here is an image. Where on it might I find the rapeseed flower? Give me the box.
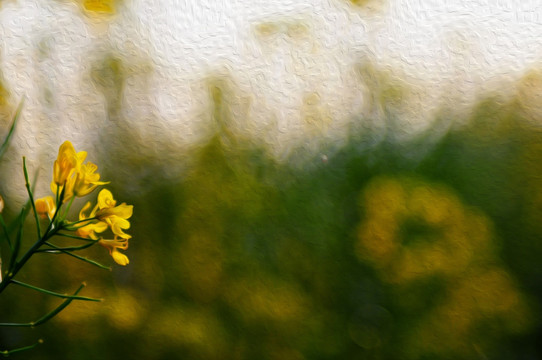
[51,141,106,201]
[39,141,133,267]
[73,189,133,266]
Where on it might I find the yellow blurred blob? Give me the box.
[105,289,145,330]
[56,287,145,332]
[463,268,522,313]
[357,176,492,283]
[224,276,309,324]
[357,176,532,358]
[357,221,398,265]
[147,305,227,358]
[407,267,531,358]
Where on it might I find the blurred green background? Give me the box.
[1,1,542,359]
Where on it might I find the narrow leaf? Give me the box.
[56,232,98,242]
[33,283,86,326]
[38,241,96,252]
[43,242,111,270]
[0,213,12,250]
[23,157,41,239]
[0,99,24,159]
[11,279,101,302]
[0,284,87,327]
[0,339,42,357]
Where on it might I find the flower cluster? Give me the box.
[35,141,133,265]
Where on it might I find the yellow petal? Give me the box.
[109,218,132,239]
[111,249,129,266]
[35,196,56,219]
[97,189,116,209]
[59,141,75,155]
[76,151,87,166]
[79,201,92,220]
[53,141,80,186]
[110,204,133,219]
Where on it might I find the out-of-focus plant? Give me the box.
[0,103,134,356]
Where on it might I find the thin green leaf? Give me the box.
[0,213,12,250]
[3,199,29,240]
[38,240,97,252]
[33,283,86,326]
[0,339,42,357]
[11,279,101,302]
[7,210,23,272]
[0,284,87,327]
[42,241,111,270]
[56,232,98,242]
[66,216,99,227]
[0,99,24,160]
[23,157,41,239]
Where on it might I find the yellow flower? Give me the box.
[75,201,108,240]
[35,196,56,219]
[73,162,109,197]
[99,236,129,266]
[51,142,107,201]
[52,141,86,187]
[95,189,133,239]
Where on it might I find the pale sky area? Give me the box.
[1,0,542,196]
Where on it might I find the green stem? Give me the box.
[55,232,97,242]
[38,240,97,252]
[0,339,42,357]
[0,99,24,160]
[66,216,100,227]
[11,279,101,301]
[0,220,58,294]
[0,213,12,250]
[42,242,110,270]
[0,283,86,327]
[23,157,41,239]
[7,210,24,273]
[63,195,76,219]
